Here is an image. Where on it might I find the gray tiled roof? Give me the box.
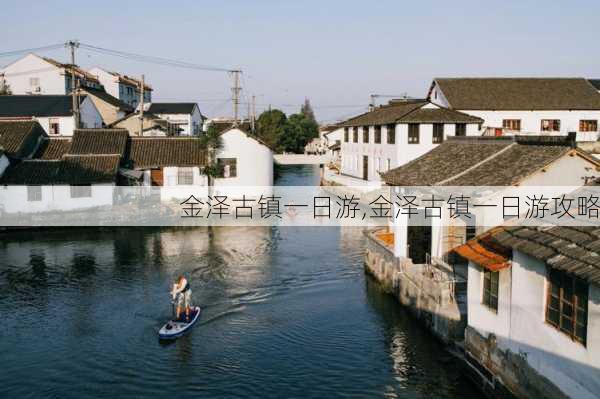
[70,129,129,156]
[0,95,83,117]
[0,120,46,158]
[147,103,197,115]
[476,226,600,285]
[128,137,206,169]
[338,100,481,127]
[34,137,72,160]
[0,154,120,185]
[381,136,588,186]
[433,78,600,110]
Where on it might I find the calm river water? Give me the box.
[0,165,478,398]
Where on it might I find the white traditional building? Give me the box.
[145,103,203,136]
[429,78,600,141]
[212,123,274,188]
[1,53,102,95]
[88,67,152,108]
[322,125,344,164]
[0,95,102,135]
[455,225,600,399]
[340,100,482,182]
[381,135,600,264]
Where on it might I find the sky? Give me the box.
[1,0,600,122]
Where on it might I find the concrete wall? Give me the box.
[466,252,600,399]
[1,54,66,95]
[365,230,467,344]
[153,107,202,136]
[36,116,74,137]
[0,185,115,214]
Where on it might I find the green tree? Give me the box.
[300,98,316,124]
[280,112,319,153]
[199,124,224,193]
[256,109,287,151]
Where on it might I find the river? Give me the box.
[0,165,478,398]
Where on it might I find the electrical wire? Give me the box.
[0,43,64,59]
[78,43,235,73]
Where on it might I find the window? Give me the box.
[580,120,598,132]
[70,185,92,198]
[29,77,40,87]
[49,118,60,135]
[455,123,466,136]
[344,128,349,143]
[502,119,521,131]
[546,268,588,345]
[374,126,381,144]
[541,119,560,132]
[482,269,499,312]
[432,123,444,143]
[27,186,42,202]
[353,127,358,143]
[177,168,194,185]
[217,158,237,178]
[363,126,369,143]
[387,124,395,144]
[127,87,133,95]
[408,124,420,144]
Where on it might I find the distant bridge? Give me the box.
[274,154,331,165]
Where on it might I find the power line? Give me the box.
[0,43,64,59]
[78,43,235,73]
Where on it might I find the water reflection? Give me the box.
[0,164,478,398]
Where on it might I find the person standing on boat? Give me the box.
[171,276,192,321]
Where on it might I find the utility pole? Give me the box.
[139,74,145,135]
[66,40,80,129]
[251,94,256,133]
[230,70,242,125]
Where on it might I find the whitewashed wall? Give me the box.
[153,107,202,136]
[1,54,66,95]
[462,109,600,141]
[35,116,74,137]
[79,97,103,128]
[341,122,479,182]
[214,128,274,195]
[0,185,114,214]
[468,252,600,399]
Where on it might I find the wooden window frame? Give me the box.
[502,119,521,131]
[579,120,598,132]
[541,119,561,132]
[363,126,369,143]
[387,124,395,144]
[344,127,349,143]
[545,268,588,346]
[455,123,467,137]
[482,269,499,312]
[374,126,382,144]
[352,127,358,143]
[408,123,420,144]
[432,123,444,144]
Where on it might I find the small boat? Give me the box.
[158,306,201,340]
